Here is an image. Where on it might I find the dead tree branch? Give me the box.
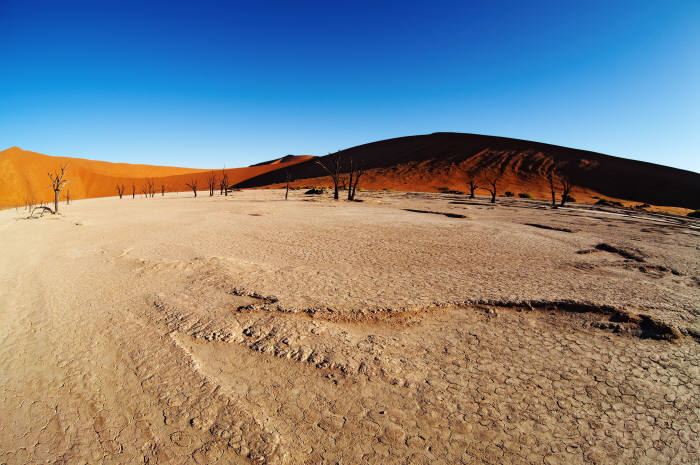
[347,157,365,201]
[220,168,229,196]
[560,175,573,207]
[285,169,292,200]
[466,178,478,199]
[47,164,70,214]
[207,171,217,196]
[483,171,502,204]
[185,179,198,197]
[547,169,558,208]
[315,153,342,200]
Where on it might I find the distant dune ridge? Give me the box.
[238,132,700,210]
[0,147,311,209]
[2,132,698,210]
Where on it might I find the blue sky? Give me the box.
[1,0,698,171]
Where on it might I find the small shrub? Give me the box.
[518,192,533,199]
[504,191,514,197]
[595,198,623,207]
[563,194,576,203]
[688,210,700,218]
[437,186,450,192]
[304,188,325,195]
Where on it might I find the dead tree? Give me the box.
[546,170,558,208]
[147,178,156,197]
[28,198,53,217]
[131,182,136,199]
[347,157,365,201]
[219,168,229,196]
[116,184,125,199]
[161,184,165,196]
[207,171,217,196]
[284,169,292,200]
[466,178,478,199]
[315,153,342,200]
[141,184,149,198]
[185,179,198,197]
[560,175,573,207]
[65,188,70,205]
[47,164,70,214]
[483,171,502,203]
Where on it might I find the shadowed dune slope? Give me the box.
[250,155,313,166]
[0,147,311,208]
[237,132,700,209]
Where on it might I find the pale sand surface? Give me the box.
[0,189,698,464]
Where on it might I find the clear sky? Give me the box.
[1,1,698,172]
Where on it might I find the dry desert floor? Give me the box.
[0,189,698,465]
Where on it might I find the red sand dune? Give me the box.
[2,133,698,212]
[0,147,311,209]
[237,132,700,211]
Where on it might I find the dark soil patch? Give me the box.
[524,223,578,233]
[403,209,467,219]
[594,243,646,262]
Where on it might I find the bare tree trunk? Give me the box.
[347,157,364,201]
[185,179,198,197]
[47,164,70,215]
[483,172,502,204]
[348,158,355,200]
[560,176,573,207]
[467,180,478,198]
[548,171,557,207]
[315,153,341,200]
[285,170,291,200]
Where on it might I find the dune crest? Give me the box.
[0,147,310,209]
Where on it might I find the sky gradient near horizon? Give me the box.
[1,1,699,172]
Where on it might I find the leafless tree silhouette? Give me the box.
[131,182,136,199]
[26,196,53,217]
[146,178,156,197]
[315,153,342,200]
[47,164,70,214]
[547,170,558,208]
[285,169,292,200]
[220,168,229,196]
[347,157,365,201]
[207,171,217,196]
[185,179,198,197]
[116,184,125,199]
[560,175,573,207]
[466,178,478,199]
[483,171,502,204]
[161,184,165,196]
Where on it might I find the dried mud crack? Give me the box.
[1,190,698,465]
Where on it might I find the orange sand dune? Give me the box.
[250,154,313,166]
[0,147,311,209]
[238,132,700,211]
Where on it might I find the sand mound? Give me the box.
[237,132,700,210]
[0,147,310,209]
